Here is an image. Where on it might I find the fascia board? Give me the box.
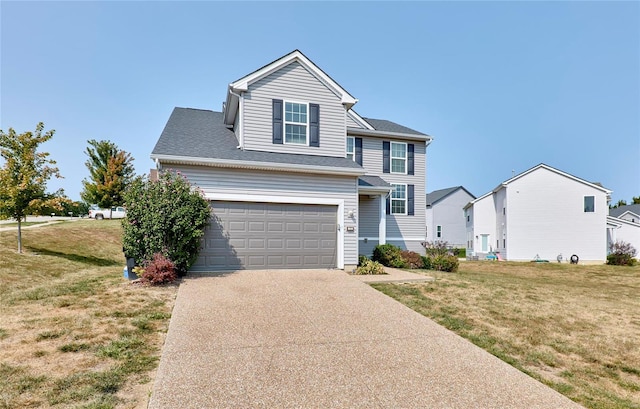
[347,110,375,131]
[230,51,358,108]
[347,127,432,142]
[358,186,392,195]
[151,154,365,177]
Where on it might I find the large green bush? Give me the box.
[122,171,210,275]
[372,243,407,268]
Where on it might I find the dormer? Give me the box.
[222,50,358,158]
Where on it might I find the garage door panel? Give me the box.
[193,201,337,271]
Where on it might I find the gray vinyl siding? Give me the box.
[243,61,346,157]
[167,164,359,266]
[358,195,379,237]
[358,136,427,244]
[346,114,363,129]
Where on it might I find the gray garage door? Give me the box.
[191,201,338,271]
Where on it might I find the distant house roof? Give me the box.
[610,204,640,218]
[151,107,364,176]
[362,118,427,136]
[426,186,475,207]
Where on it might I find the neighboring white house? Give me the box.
[151,50,432,272]
[607,204,640,256]
[426,186,475,248]
[464,164,612,263]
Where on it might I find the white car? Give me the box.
[88,206,126,220]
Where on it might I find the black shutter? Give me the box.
[383,141,390,173]
[386,196,390,215]
[272,99,283,144]
[309,103,319,147]
[355,137,363,165]
[408,184,415,216]
[408,144,415,175]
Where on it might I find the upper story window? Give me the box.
[346,136,355,161]
[391,142,407,174]
[284,102,308,144]
[436,225,442,238]
[391,184,407,215]
[584,196,595,212]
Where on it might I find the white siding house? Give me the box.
[608,204,640,257]
[426,186,476,248]
[465,164,611,263]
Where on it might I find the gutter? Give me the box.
[150,154,366,177]
[347,127,432,142]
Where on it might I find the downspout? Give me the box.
[229,89,244,150]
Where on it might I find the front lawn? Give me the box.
[0,220,177,409]
[373,261,640,409]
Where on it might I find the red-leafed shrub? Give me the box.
[140,253,177,285]
[401,250,424,269]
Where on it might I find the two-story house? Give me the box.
[464,163,611,263]
[607,204,640,256]
[425,186,475,248]
[150,50,431,272]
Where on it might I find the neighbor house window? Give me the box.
[346,136,355,161]
[391,184,406,214]
[436,225,442,238]
[584,196,595,212]
[391,142,407,174]
[284,102,308,144]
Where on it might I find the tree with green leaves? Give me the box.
[633,196,640,205]
[0,122,63,253]
[80,139,135,217]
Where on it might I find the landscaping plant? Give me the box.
[400,250,424,269]
[122,171,210,276]
[606,240,637,266]
[354,259,386,275]
[138,253,178,285]
[372,243,408,268]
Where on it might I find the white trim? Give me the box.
[204,193,344,269]
[230,50,358,108]
[359,237,426,241]
[346,110,375,131]
[390,183,407,215]
[283,100,309,146]
[347,127,432,142]
[390,141,407,175]
[152,154,365,177]
[379,194,386,245]
[346,136,355,161]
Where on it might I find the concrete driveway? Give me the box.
[148,269,583,408]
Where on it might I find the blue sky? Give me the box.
[2,1,638,204]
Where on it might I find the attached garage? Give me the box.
[191,201,338,271]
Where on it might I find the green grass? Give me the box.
[373,262,640,409]
[0,220,177,409]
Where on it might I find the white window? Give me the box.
[436,225,442,238]
[391,184,407,215]
[584,196,595,212]
[346,136,355,161]
[284,102,308,144]
[391,142,407,174]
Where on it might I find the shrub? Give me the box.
[358,254,369,267]
[452,248,466,258]
[139,253,177,285]
[421,256,432,270]
[607,241,637,266]
[122,171,210,276]
[372,244,407,268]
[400,250,424,269]
[430,255,459,272]
[354,259,386,275]
[423,240,451,258]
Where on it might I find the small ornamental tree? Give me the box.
[607,240,637,266]
[122,171,210,275]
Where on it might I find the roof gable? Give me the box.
[427,186,475,206]
[610,204,640,218]
[494,163,611,194]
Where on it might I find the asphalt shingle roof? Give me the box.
[358,175,391,188]
[362,118,427,136]
[152,108,363,171]
[426,186,475,206]
[610,204,640,218]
